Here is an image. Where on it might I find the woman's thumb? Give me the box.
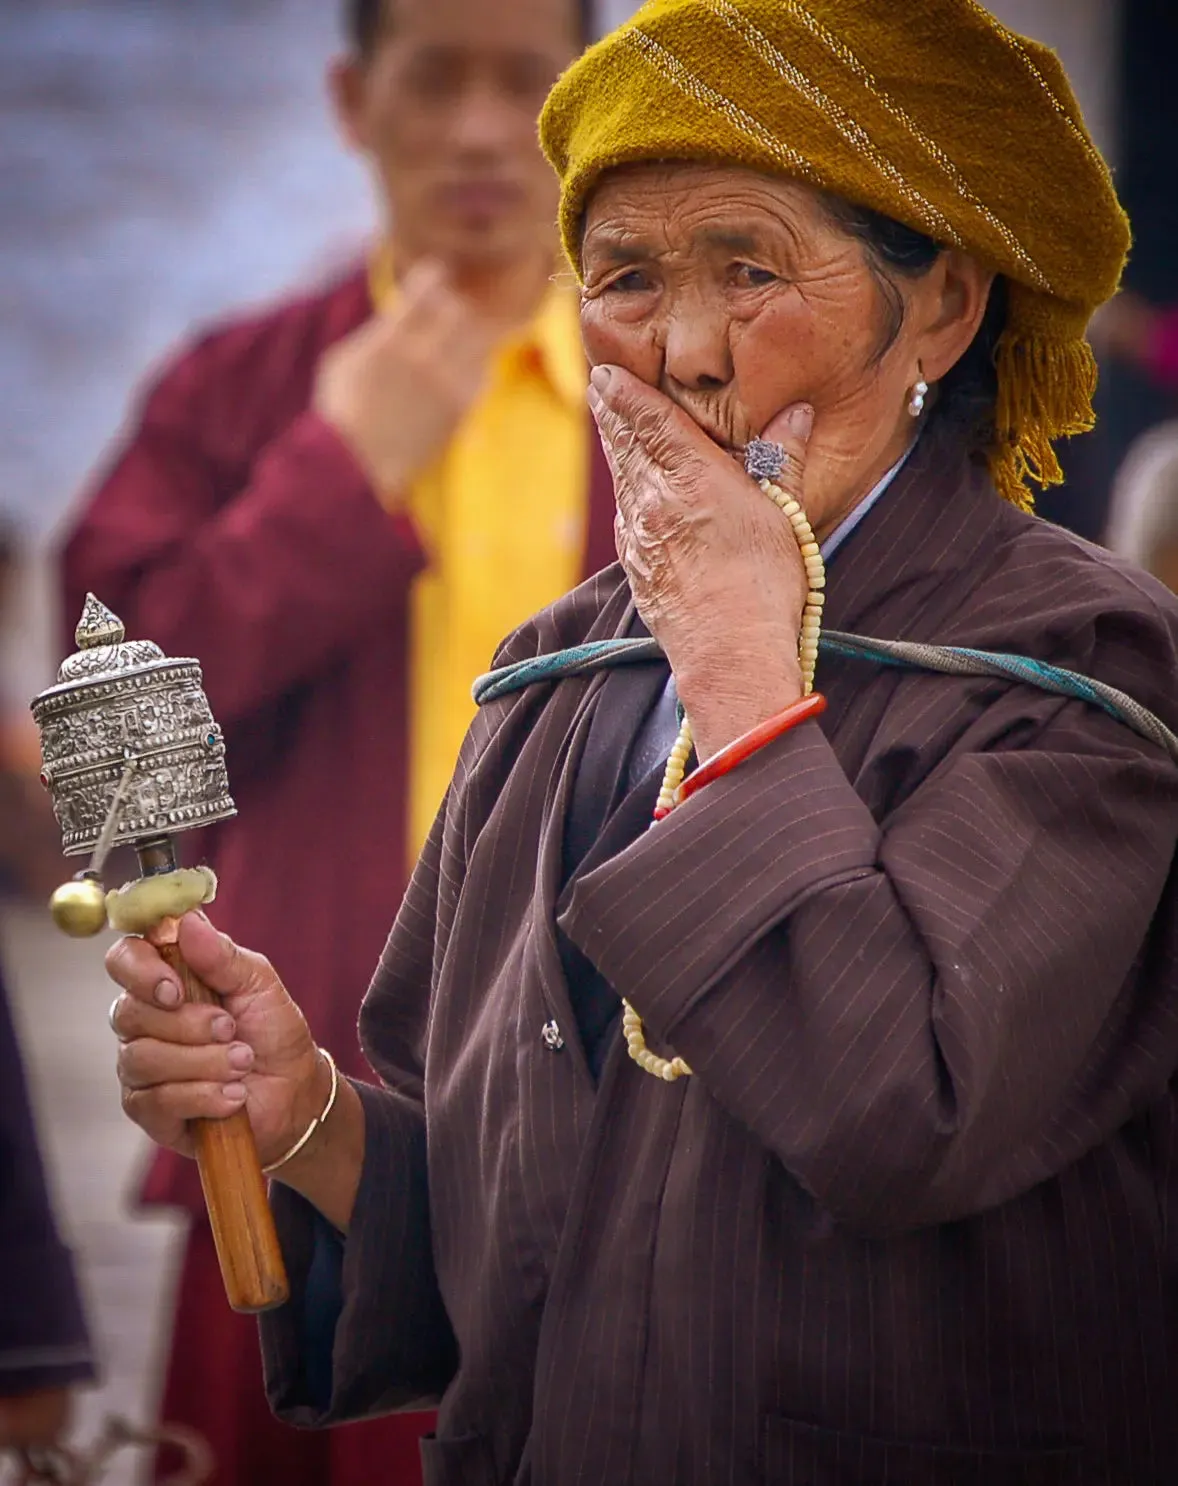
[754,402,814,499]
[176,912,274,1004]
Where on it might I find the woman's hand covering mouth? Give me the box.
[588,361,815,760]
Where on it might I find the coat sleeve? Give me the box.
[259,1083,456,1423]
[259,804,457,1423]
[557,690,1178,1235]
[60,336,427,728]
[0,973,96,1396]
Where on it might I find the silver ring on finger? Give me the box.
[744,438,790,483]
[108,994,122,1038]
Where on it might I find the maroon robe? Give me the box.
[59,268,615,1486]
[262,428,1178,1484]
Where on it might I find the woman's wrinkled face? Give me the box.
[580,162,944,532]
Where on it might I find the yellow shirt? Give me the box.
[368,252,589,858]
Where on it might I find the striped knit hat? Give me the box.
[540,0,1131,509]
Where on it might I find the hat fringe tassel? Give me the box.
[990,329,1098,512]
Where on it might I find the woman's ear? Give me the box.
[913,251,995,384]
[327,56,370,155]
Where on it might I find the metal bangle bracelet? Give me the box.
[261,1048,339,1175]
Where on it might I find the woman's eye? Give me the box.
[604,270,651,294]
[733,264,777,288]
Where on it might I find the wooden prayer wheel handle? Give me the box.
[157,941,290,1313]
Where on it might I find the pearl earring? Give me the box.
[907,374,929,418]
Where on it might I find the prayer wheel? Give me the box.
[30,594,288,1313]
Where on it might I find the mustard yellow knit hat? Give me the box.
[540,0,1131,509]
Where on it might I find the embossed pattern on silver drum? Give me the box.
[31,593,236,856]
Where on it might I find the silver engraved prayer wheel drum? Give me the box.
[31,594,236,856]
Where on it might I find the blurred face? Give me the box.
[580,162,991,533]
[331,0,577,274]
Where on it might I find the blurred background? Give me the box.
[0,0,1175,1480]
[1,5,372,1480]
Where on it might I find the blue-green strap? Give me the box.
[473,637,660,704]
[472,631,1178,764]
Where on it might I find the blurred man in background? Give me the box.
[0,523,96,1466]
[60,0,611,1481]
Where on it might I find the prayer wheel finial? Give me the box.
[75,591,125,649]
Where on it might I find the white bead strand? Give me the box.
[625,464,827,1083]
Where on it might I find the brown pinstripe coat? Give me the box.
[263,430,1178,1485]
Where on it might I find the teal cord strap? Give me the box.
[472,631,1178,764]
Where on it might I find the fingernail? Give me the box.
[222,1083,247,1102]
[788,404,814,440]
[155,981,181,1008]
[590,364,613,393]
[211,1014,235,1042]
[227,1043,254,1072]
[586,384,603,412]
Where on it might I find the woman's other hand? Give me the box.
[589,362,812,759]
[313,259,500,504]
[106,913,323,1171]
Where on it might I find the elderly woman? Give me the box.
[105,1,1178,1482]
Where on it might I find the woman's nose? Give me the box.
[449,80,529,154]
[662,304,734,392]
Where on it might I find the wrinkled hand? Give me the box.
[313,259,502,504]
[588,364,814,757]
[106,914,324,1170]
[0,1386,71,1452]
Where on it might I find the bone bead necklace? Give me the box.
[623,440,827,1083]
